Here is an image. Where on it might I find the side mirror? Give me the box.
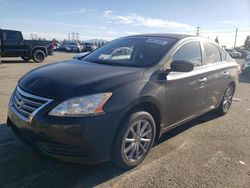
[170,60,194,72]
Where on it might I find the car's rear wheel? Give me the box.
[113,111,156,169]
[32,50,46,63]
[21,56,31,62]
[216,84,235,115]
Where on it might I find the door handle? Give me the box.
[223,71,229,77]
[198,77,207,84]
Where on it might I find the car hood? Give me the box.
[19,60,145,100]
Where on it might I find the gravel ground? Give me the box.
[0,53,250,187]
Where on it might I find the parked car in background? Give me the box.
[236,49,250,58]
[57,43,68,51]
[83,42,94,52]
[65,42,83,52]
[53,43,61,50]
[8,34,238,169]
[0,29,54,63]
[225,48,241,58]
[57,42,83,53]
[242,55,250,74]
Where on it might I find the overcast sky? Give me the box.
[0,0,250,47]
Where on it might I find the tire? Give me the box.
[112,111,156,169]
[21,56,31,62]
[215,84,235,115]
[32,50,46,63]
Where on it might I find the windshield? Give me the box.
[83,37,177,67]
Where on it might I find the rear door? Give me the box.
[201,41,229,110]
[2,30,24,57]
[164,40,208,126]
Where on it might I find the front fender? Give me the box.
[104,79,166,125]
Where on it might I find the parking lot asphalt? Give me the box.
[0,53,250,187]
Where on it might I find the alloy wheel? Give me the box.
[36,52,44,62]
[122,119,153,163]
[222,86,234,113]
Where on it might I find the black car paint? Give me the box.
[19,60,145,100]
[0,29,53,58]
[7,34,238,164]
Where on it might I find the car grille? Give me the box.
[11,87,52,122]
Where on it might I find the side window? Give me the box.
[204,42,221,64]
[219,48,227,61]
[172,41,202,67]
[3,31,19,40]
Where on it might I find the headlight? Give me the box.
[48,93,112,117]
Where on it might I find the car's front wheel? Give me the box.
[113,111,156,169]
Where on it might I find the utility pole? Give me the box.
[196,26,200,36]
[68,33,70,42]
[76,33,79,41]
[234,28,238,49]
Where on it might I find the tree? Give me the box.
[52,38,58,43]
[244,36,250,50]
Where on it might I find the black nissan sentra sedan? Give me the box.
[7,34,238,169]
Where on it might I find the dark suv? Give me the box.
[7,34,238,169]
[0,29,53,63]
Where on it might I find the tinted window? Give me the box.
[204,42,221,63]
[172,41,202,67]
[3,31,19,40]
[83,37,177,67]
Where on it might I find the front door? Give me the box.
[2,30,24,57]
[164,40,207,127]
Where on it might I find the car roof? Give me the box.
[126,33,196,40]
[1,29,20,32]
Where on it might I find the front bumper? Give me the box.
[7,104,123,164]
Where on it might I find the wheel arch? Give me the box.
[228,81,236,90]
[113,98,162,149]
[217,80,236,108]
[31,46,48,57]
